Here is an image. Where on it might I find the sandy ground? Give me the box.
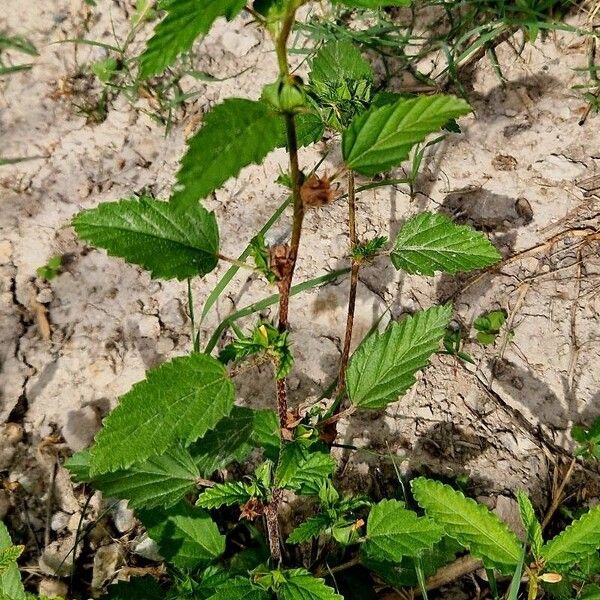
[1,0,600,595]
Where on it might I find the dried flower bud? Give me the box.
[300,174,336,208]
[269,244,293,281]
[240,498,265,521]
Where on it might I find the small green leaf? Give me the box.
[346,304,452,409]
[412,477,522,574]
[73,197,219,280]
[207,577,270,600]
[190,407,277,476]
[516,491,543,557]
[541,504,600,568]
[139,0,246,79]
[171,99,284,208]
[0,546,24,576]
[310,39,373,86]
[275,443,336,493]
[91,57,118,83]
[391,212,501,275]
[105,576,163,599]
[0,522,25,600]
[364,499,444,562]
[278,569,343,600]
[89,354,234,475]
[139,502,225,569]
[288,515,331,544]
[196,481,254,509]
[343,95,471,175]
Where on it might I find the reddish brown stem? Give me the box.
[334,172,359,399]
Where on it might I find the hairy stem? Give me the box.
[335,171,359,398]
[267,5,304,564]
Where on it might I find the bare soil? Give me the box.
[0,1,599,597]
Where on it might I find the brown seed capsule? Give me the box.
[300,174,336,208]
[269,244,293,281]
[240,498,265,521]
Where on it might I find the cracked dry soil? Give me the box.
[0,1,600,597]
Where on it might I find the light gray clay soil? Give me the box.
[0,1,599,596]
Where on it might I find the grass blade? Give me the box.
[199,194,292,326]
[507,547,526,600]
[203,269,350,354]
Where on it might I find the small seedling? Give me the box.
[572,417,600,461]
[473,308,508,346]
[36,255,62,281]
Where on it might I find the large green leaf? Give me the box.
[67,446,201,509]
[310,39,373,86]
[343,95,471,175]
[73,197,219,280]
[139,502,225,569]
[139,0,246,79]
[278,569,343,600]
[364,499,444,562]
[346,304,452,409]
[171,100,323,208]
[0,523,25,600]
[412,477,522,574]
[391,212,501,275]
[541,504,600,568]
[89,354,235,475]
[171,99,283,208]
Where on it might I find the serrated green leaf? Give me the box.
[0,546,23,576]
[310,40,373,87]
[288,515,331,544]
[278,569,343,600]
[171,100,323,208]
[275,443,336,493]
[139,0,246,79]
[90,354,234,475]
[541,504,600,568]
[105,576,163,599]
[391,212,501,275]
[412,477,521,574]
[190,407,277,476]
[363,536,460,588]
[139,502,224,569]
[73,197,219,280]
[207,577,270,600]
[346,305,452,409]
[0,522,25,600]
[68,446,201,509]
[364,499,444,562]
[516,491,543,557]
[196,481,254,509]
[171,99,283,208]
[343,95,471,176]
